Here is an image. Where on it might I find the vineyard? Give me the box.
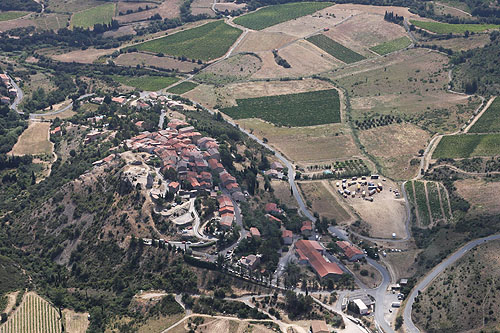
[0,292,61,333]
[406,180,452,227]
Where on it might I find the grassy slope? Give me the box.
[134,20,242,61]
[167,81,198,95]
[370,36,412,55]
[433,134,500,158]
[0,11,27,21]
[469,98,500,133]
[414,181,431,226]
[233,2,332,30]
[307,34,365,64]
[112,75,179,91]
[221,89,341,127]
[70,3,115,29]
[410,20,500,33]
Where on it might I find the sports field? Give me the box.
[221,89,341,127]
[167,81,198,94]
[70,3,115,29]
[433,134,500,158]
[111,75,180,91]
[410,20,500,34]
[307,34,365,63]
[133,20,242,61]
[468,98,500,133]
[233,2,332,30]
[0,11,27,21]
[370,36,412,55]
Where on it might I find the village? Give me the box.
[0,72,17,105]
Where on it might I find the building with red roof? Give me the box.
[282,230,293,245]
[295,240,343,279]
[265,203,280,215]
[301,221,313,236]
[250,227,261,239]
[336,241,365,261]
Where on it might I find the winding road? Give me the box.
[403,234,500,333]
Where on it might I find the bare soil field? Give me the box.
[137,313,185,333]
[115,52,199,72]
[102,25,136,38]
[116,1,158,14]
[324,13,407,55]
[425,34,490,51]
[334,48,477,133]
[455,178,500,216]
[262,4,351,38]
[33,13,70,31]
[115,0,182,23]
[10,122,53,156]
[298,180,352,223]
[252,40,340,79]
[234,31,296,53]
[332,178,407,239]
[271,180,299,209]
[0,18,34,32]
[63,309,89,333]
[215,2,245,12]
[358,123,430,180]
[167,316,275,333]
[187,78,335,108]
[196,53,262,84]
[47,0,105,13]
[238,119,361,163]
[51,48,115,63]
[191,0,216,17]
[333,3,421,18]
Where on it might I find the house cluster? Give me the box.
[0,73,16,105]
[90,92,192,112]
[126,119,244,202]
[264,161,286,179]
[217,194,235,229]
[295,240,343,280]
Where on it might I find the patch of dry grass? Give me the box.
[10,122,52,156]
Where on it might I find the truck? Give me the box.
[391,301,401,308]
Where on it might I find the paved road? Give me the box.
[29,93,94,119]
[7,74,24,114]
[403,234,500,333]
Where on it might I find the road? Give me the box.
[403,234,500,333]
[7,73,24,114]
[29,93,94,119]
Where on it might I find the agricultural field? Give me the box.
[0,292,62,333]
[233,2,333,30]
[410,20,500,34]
[468,97,500,133]
[307,34,365,64]
[32,13,71,31]
[423,34,489,52]
[426,181,444,222]
[333,48,478,133]
[195,53,262,84]
[111,75,180,91]
[358,123,429,180]
[70,3,115,29]
[0,11,28,21]
[370,36,412,55]
[455,178,500,216]
[132,20,242,61]
[233,31,296,53]
[413,180,431,226]
[221,89,340,127]
[46,0,106,13]
[114,53,199,72]
[10,122,52,157]
[63,309,89,333]
[115,0,182,24]
[167,82,198,95]
[298,181,352,223]
[432,134,500,159]
[412,240,500,332]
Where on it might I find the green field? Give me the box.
[370,36,412,55]
[439,183,451,219]
[468,98,500,133]
[426,182,443,221]
[414,181,431,226]
[111,75,180,91]
[433,134,500,158]
[167,81,198,95]
[0,11,27,21]
[70,3,115,29]
[307,34,365,64]
[233,2,332,30]
[221,89,341,127]
[133,20,242,61]
[410,20,500,34]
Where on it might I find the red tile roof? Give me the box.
[301,220,313,233]
[265,203,278,213]
[250,227,260,237]
[295,240,342,278]
[282,230,293,238]
[336,241,364,259]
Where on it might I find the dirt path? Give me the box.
[429,163,500,176]
[423,181,434,226]
[463,96,496,133]
[436,181,446,221]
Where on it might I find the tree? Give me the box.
[395,315,404,329]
